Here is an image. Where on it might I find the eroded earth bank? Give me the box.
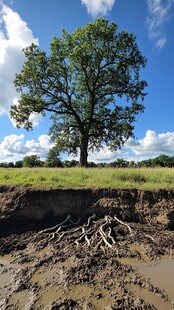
[0,186,174,310]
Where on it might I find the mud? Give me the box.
[0,186,174,309]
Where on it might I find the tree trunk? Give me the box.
[80,134,89,167]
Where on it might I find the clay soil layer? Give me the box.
[0,186,174,309]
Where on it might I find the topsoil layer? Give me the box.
[0,186,174,310]
[0,186,174,235]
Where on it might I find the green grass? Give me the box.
[0,167,174,189]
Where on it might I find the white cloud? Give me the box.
[0,3,38,121]
[88,147,125,163]
[156,35,167,49]
[125,130,174,155]
[28,113,43,128]
[24,135,53,157]
[0,134,25,157]
[146,0,174,49]
[81,0,116,16]
[0,134,54,162]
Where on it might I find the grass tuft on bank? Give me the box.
[0,167,173,189]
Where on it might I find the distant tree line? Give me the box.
[0,152,174,168]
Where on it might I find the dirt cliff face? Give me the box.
[0,186,173,236]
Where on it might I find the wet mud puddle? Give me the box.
[118,244,174,310]
[0,250,111,309]
[137,259,174,310]
[0,248,174,309]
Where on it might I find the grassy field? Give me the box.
[0,167,173,189]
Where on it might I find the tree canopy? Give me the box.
[10,18,147,167]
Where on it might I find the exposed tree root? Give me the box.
[38,214,72,234]
[35,213,157,255]
[144,234,156,242]
[114,215,133,234]
[36,213,135,252]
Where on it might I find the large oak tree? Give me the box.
[10,18,147,167]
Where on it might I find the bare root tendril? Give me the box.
[36,213,136,251]
[114,215,133,234]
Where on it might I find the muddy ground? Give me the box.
[0,186,174,310]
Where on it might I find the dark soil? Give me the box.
[0,186,174,310]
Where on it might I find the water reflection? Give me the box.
[139,259,174,301]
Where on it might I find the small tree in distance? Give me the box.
[15,160,23,168]
[23,155,41,167]
[45,147,63,167]
[10,18,147,167]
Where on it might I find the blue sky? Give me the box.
[0,0,174,163]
